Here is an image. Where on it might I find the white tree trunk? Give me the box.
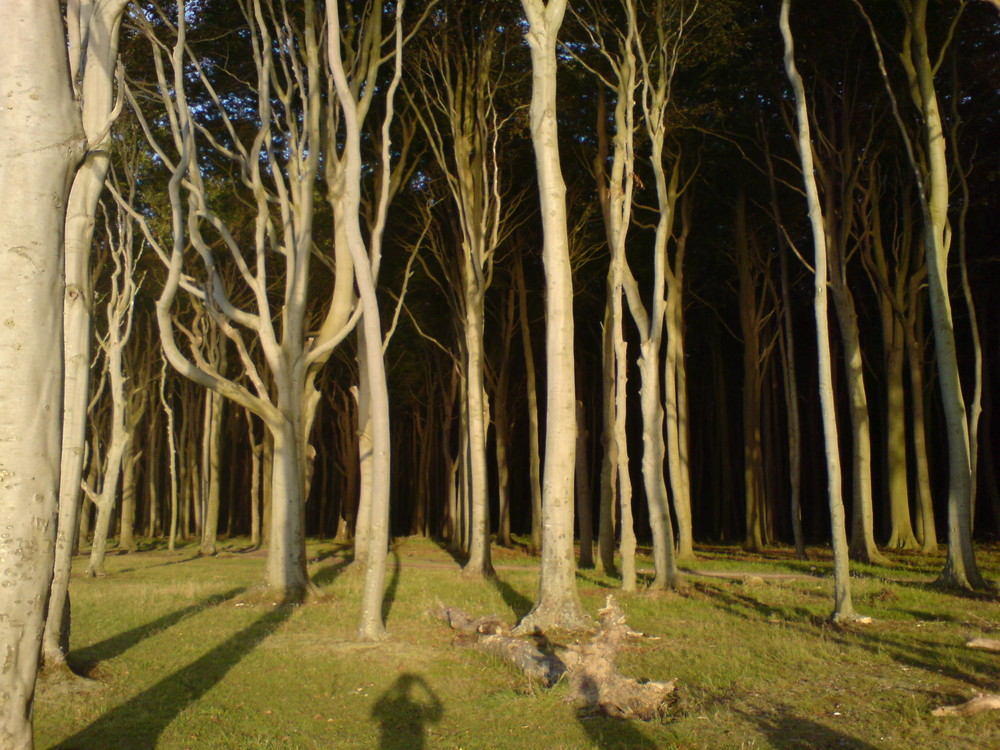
[44,0,130,673]
[266,412,309,598]
[516,0,590,634]
[0,2,84,744]
[463,290,494,577]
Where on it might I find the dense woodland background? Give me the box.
[72,0,1000,572]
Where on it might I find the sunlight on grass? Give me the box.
[34,539,1000,749]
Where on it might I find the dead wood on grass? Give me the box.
[434,595,676,719]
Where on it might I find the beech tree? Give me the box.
[407,4,522,577]
[0,3,86,746]
[125,0,338,600]
[781,0,859,622]
[44,0,132,674]
[853,0,985,588]
[515,0,592,633]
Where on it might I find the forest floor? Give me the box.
[35,537,1000,749]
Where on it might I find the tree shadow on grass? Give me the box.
[382,550,402,624]
[489,574,534,621]
[310,557,351,589]
[69,587,246,673]
[433,538,467,569]
[55,603,295,749]
[692,580,818,625]
[742,706,880,749]
[576,712,658,749]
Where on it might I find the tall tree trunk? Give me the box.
[463,291,494,577]
[907,283,937,552]
[900,0,983,589]
[781,0,858,621]
[736,193,767,553]
[119,435,139,553]
[828,271,885,561]
[44,0,130,675]
[515,0,591,633]
[0,4,83,743]
[883,312,918,550]
[598,301,619,576]
[160,360,180,552]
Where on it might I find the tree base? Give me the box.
[514,599,595,635]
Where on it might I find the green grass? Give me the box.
[35,538,1000,749]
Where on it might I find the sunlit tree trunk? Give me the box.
[515,0,591,633]
[0,2,84,744]
[901,0,983,588]
[598,299,619,577]
[325,0,407,639]
[44,0,130,674]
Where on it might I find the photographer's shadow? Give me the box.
[372,673,444,750]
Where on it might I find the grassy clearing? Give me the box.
[36,538,1000,749]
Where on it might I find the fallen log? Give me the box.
[434,595,676,719]
[932,693,1000,717]
[433,604,565,686]
[967,637,1000,653]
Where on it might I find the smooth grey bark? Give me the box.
[598,299,619,577]
[901,0,983,588]
[515,0,592,634]
[0,2,84,745]
[45,0,131,672]
[781,0,858,622]
[325,0,406,639]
